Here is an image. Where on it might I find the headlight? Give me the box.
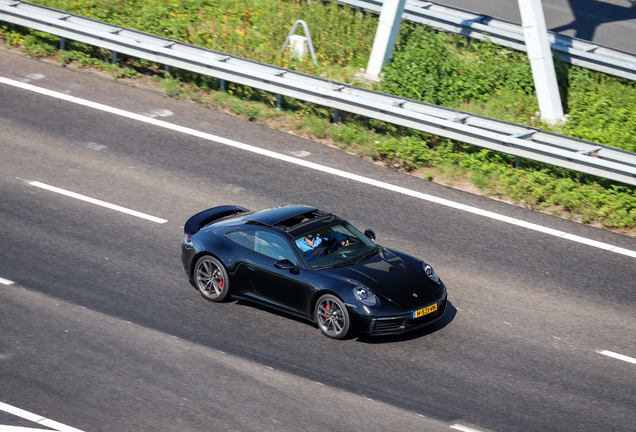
[353,286,377,306]
[422,263,440,284]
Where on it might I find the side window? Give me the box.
[254,231,298,265]
[226,230,256,251]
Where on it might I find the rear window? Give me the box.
[226,230,255,249]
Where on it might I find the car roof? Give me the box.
[243,206,318,226]
[211,205,340,235]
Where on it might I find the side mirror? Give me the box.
[275,259,300,275]
[364,229,376,241]
[275,259,297,270]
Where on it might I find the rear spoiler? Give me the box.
[184,205,249,234]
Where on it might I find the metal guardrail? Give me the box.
[2,0,636,186]
[340,0,636,82]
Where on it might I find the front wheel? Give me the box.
[194,255,229,302]
[315,294,350,339]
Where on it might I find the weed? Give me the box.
[303,116,328,139]
[162,76,183,97]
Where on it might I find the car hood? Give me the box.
[325,249,437,307]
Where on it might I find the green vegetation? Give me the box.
[382,26,636,154]
[1,0,635,233]
[28,0,378,76]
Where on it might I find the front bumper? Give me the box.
[352,292,448,336]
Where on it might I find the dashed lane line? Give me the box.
[25,181,168,224]
[0,401,85,432]
[597,350,636,365]
[450,425,484,432]
[0,277,14,285]
[2,76,635,259]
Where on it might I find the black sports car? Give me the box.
[181,205,447,339]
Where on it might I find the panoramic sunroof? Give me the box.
[275,209,328,229]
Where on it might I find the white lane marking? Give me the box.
[26,181,167,224]
[2,76,635,258]
[289,150,311,157]
[450,425,483,432]
[0,277,14,285]
[0,401,85,432]
[143,109,174,118]
[86,142,107,151]
[0,427,61,431]
[597,350,636,365]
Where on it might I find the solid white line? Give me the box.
[0,401,85,432]
[0,277,14,285]
[0,427,58,431]
[597,350,636,365]
[27,181,167,224]
[450,425,483,432]
[3,76,635,258]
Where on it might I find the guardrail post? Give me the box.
[333,109,339,125]
[276,94,282,110]
[220,79,226,92]
[60,37,65,51]
[112,51,117,65]
[515,156,520,168]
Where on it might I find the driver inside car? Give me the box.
[295,220,349,262]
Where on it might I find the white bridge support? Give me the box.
[363,0,407,80]
[363,0,565,125]
[518,0,565,125]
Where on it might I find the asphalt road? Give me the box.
[1,50,636,432]
[438,0,636,55]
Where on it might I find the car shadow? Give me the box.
[234,299,314,326]
[354,301,458,344]
[550,0,636,42]
[232,298,457,342]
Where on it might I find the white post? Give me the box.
[362,0,407,81]
[518,0,565,125]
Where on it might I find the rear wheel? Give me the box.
[315,294,350,339]
[194,255,229,302]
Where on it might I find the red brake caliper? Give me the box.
[324,303,330,324]
[219,278,224,288]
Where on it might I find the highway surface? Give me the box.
[1,49,636,432]
[439,0,636,55]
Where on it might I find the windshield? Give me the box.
[294,222,377,270]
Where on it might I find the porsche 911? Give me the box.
[181,205,447,339]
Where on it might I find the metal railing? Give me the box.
[2,0,636,186]
[339,0,636,82]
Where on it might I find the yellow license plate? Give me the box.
[413,303,437,319]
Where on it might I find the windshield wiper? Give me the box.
[355,246,380,263]
[315,262,349,270]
